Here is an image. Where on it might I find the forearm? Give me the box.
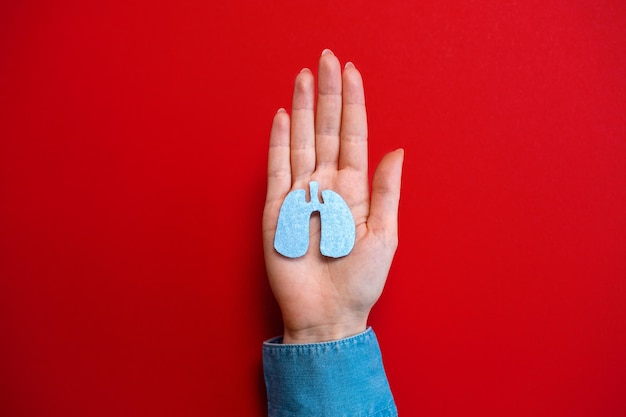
[263,328,397,417]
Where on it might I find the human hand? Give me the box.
[262,49,404,344]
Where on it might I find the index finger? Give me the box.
[338,62,368,175]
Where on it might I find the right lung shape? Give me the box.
[274,182,355,258]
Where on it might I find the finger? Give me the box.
[266,108,291,204]
[315,49,342,169]
[338,62,368,175]
[290,68,316,182]
[368,149,404,242]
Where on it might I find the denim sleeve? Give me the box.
[262,327,397,417]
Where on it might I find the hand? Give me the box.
[263,49,404,344]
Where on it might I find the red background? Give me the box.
[1,1,625,416]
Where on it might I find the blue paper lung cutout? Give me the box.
[274,182,356,258]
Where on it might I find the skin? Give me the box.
[263,49,404,344]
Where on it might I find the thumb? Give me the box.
[368,148,404,238]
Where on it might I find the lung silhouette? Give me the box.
[274,181,356,258]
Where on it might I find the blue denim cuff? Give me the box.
[263,327,397,417]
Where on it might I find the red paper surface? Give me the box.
[1,1,625,416]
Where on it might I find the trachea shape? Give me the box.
[274,182,356,258]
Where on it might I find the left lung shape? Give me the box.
[274,181,355,258]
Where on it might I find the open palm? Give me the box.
[262,50,404,343]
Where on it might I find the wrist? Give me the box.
[282,319,368,344]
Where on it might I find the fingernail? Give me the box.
[321,48,334,56]
[277,108,286,114]
[344,61,355,69]
[299,67,310,73]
